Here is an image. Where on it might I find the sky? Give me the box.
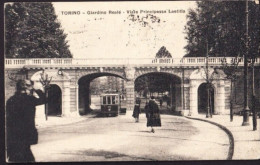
[53,1,197,59]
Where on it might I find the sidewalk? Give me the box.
[35,115,95,129]
[186,114,260,160]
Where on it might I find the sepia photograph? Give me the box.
[4,0,260,163]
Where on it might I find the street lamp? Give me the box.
[250,0,259,130]
[205,40,211,118]
[204,39,216,118]
[242,0,250,126]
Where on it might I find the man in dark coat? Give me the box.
[6,79,46,162]
[146,96,161,133]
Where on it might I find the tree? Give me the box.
[221,57,242,122]
[5,2,72,58]
[156,46,172,58]
[184,1,259,58]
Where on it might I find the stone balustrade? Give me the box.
[5,57,259,68]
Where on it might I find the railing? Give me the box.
[5,57,259,68]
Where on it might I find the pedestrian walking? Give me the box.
[6,79,46,162]
[132,98,141,122]
[145,96,161,133]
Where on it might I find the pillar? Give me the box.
[175,84,182,110]
[125,80,135,111]
[182,84,190,115]
[189,80,198,116]
[75,84,79,115]
[62,81,71,117]
[215,80,225,114]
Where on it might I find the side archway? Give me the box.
[198,83,215,115]
[47,84,62,116]
[189,68,226,115]
[31,69,72,117]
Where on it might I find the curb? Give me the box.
[185,116,234,160]
[36,115,96,129]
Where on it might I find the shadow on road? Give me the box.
[130,134,229,146]
[60,148,198,161]
[60,149,156,161]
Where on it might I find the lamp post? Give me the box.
[250,0,259,130]
[205,40,211,118]
[250,57,257,130]
[242,0,250,126]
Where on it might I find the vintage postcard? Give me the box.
[4,1,260,162]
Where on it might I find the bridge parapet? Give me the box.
[5,57,260,68]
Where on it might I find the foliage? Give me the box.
[155,46,172,58]
[184,1,259,58]
[5,2,72,58]
[135,73,174,96]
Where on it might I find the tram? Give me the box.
[100,93,121,117]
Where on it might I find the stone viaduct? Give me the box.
[5,57,260,117]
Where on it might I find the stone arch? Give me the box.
[47,84,62,116]
[197,82,215,115]
[77,72,126,115]
[135,68,182,82]
[76,70,126,83]
[189,68,226,115]
[31,69,71,82]
[134,71,182,111]
[31,69,72,117]
[189,68,226,81]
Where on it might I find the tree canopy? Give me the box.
[135,73,175,97]
[184,1,259,58]
[155,46,172,58]
[5,2,72,58]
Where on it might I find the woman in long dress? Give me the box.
[145,96,161,133]
[132,99,141,122]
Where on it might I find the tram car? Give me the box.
[100,93,120,117]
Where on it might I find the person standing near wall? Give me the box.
[132,98,141,122]
[6,79,46,162]
[146,96,161,133]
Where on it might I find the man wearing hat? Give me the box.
[6,79,46,162]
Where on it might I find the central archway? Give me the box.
[135,72,182,113]
[78,73,125,115]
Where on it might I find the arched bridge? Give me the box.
[5,57,260,117]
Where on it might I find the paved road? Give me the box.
[31,113,230,161]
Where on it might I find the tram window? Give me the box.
[103,96,106,104]
[112,96,116,104]
[115,96,118,104]
[107,96,111,105]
